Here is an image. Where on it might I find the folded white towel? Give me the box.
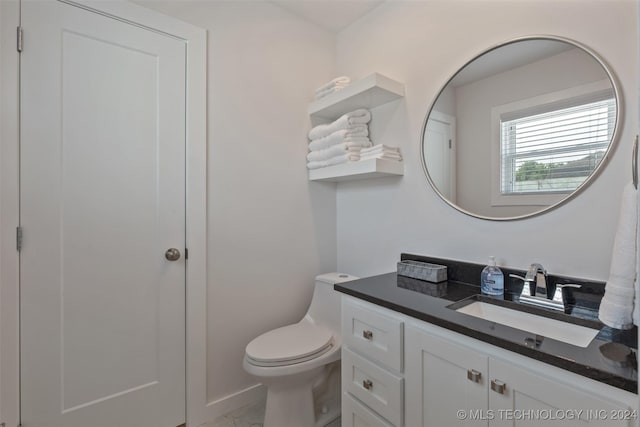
[343,136,371,142]
[308,109,371,141]
[599,182,637,329]
[308,128,371,152]
[315,76,350,94]
[307,153,359,170]
[307,144,365,162]
[360,153,403,161]
[360,144,401,155]
[315,86,348,100]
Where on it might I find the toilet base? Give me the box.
[262,366,324,427]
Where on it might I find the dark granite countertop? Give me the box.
[334,254,638,393]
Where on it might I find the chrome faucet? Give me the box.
[524,263,547,298]
[510,263,581,312]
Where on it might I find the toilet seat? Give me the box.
[246,322,334,367]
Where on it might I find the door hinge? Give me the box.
[16,226,23,251]
[17,26,23,52]
[184,248,189,260]
[448,139,452,149]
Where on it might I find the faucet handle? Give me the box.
[556,283,581,289]
[509,274,534,297]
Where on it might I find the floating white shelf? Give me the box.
[308,73,405,120]
[308,158,404,182]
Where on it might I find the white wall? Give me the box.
[133,0,338,419]
[335,0,638,281]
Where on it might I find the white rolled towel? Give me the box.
[308,109,371,141]
[307,144,365,162]
[315,76,350,94]
[307,152,359,170]
[308,128,370,152]
[598,182,637,329]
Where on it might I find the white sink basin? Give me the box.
[455,301,600,348]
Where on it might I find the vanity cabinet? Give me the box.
[341,295,638,427]
[405,324,636,427]
[341,297,405,427]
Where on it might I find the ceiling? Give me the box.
[270,0,385,33]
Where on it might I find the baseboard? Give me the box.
[203,383,266,423]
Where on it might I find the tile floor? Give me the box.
[202,398,340,427]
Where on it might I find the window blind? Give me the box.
[500,96,615,195]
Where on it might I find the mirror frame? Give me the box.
[420,35,623,221]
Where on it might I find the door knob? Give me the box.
[165,248,181,261]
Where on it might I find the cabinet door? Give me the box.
[405,326,489,427]
[489,358,636,427]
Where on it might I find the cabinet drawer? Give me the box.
[342,298,403,372]
[343,349,403,427]
[342,393,394,427]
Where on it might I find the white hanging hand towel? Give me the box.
[598,182,638,329]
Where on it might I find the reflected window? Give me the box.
[500,92,615,195]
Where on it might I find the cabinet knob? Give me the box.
[467,369,482,383]
[490,379,506,394]
[362,330,373,340]
[362,379,373,390]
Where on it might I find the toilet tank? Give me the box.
[305,273,358,335]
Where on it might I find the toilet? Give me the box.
[243,273,358,427]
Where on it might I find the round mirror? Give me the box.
[421,36,621,220]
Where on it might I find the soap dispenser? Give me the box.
[481,256,504,296]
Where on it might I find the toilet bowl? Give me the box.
[243,273,358,427]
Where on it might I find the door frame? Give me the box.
[0,1,207,426]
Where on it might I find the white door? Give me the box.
[424,111,456,201]
[20,2,186,426]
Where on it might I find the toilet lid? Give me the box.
[246,322,333,364]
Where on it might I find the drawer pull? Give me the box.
[467,369,481,383]
[490,379,506,394]
[362,379,373,390]
[362,330,373,340]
